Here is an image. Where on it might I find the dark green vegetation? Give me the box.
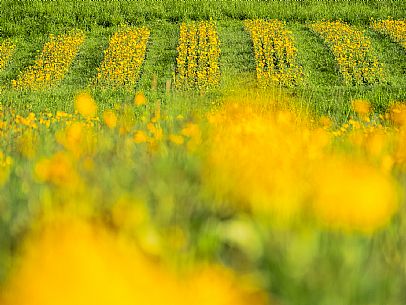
[0,0,405,121]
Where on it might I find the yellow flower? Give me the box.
[169,134,184,145]
[134,92,147,106]
[74,92,97,118]
[351,99,371,116]
[2,217,267,305]
[371,20,406,50]
[34,152,78,187]
[319,115,332,128]
[103,110,117,129]
[389,102,406,126]
[0,39,15,71]
[0,151,13,187]
[311,21,384,85]
[133,130,148,143]
[313,158,397,233]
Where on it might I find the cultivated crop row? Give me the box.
[95,26,150,88]
[0,20,404,90]
[11,30,85,90]
[244,19,303,87]
[175,21,221,91]
[310,20,384,85]
[371,19,406,50]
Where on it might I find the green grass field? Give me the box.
[1,1,406,304]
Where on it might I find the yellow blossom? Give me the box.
[0,151,13,187]
[313,158,397,233]
[133,130,148,143]
[2,217,267,305]
[175,21,221,91]
[352,99,371,116]
[169,134,184,145]
[103,110,117,129]
[134,92,147,106]
[34,152,78,187]
[12,31,85,90]
[75,92,97,118]
[389,102,406,126]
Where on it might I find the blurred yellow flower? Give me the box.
[2,217,267,305]
[34,152,79,188]
[133,130,148,143]
[103,110,117,129]
[319,115,332,128]
[75,92,97,118]
[56,121,95,158]
[169,134,184,145]
[389,102,406,126]
[0,151,12,187]
[313,158,398,233]
[352,99,371,116]
[134,92,147,106]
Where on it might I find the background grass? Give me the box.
[0,0,405,38]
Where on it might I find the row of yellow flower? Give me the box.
[95,26,150,88]
[12,30,85,90]
[175,21,221,91]
[371,19,406,50]
[3,20,404,91]
[244,19,303,87]
[310,20,384,85]
[0,39,15,72]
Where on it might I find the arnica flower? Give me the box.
[103,110,117,129]
[169,134,184,145]
[0,151,13,187]
[351,99,371,117]
[133,130,148,143]
[1,217,267,305]
[389,102,406,127]
[74,92,97,118]
[313,158,398,233]
[55,121,95,158]
[319,115,332,129]
[134,92,147,106]
[205,101,315,220]
[34,152,78,187]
